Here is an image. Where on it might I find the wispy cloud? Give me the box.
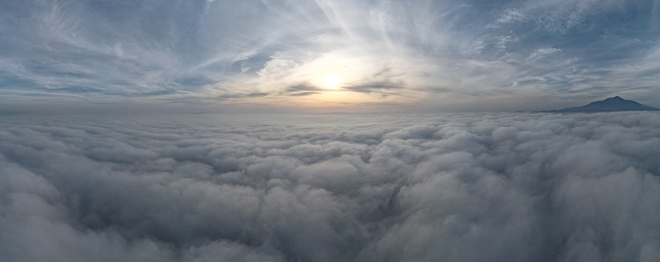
[1,0,659,111]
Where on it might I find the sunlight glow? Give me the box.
[322,73,342,89]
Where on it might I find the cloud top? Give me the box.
[2,112,660,261]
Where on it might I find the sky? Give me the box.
[1,0,660,112]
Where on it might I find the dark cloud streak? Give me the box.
[343,80,405,94]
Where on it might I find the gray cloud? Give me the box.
[287,91,319,97]
[280,83,323,97]
[343,80,405,95]
[217,92,270,100]
[2,112,660,261]
[285,84,323,92]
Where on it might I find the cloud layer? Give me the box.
[2,112,660,261]
[1,0,660,111]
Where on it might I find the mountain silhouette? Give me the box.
[542,96,660,112]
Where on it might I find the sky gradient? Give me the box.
[1,0,660,112]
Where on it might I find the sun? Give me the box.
[321,73,342,89]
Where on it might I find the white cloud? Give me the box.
[494,9,527,26]
[1,112,660,261]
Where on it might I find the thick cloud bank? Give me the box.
[1,113,660,262]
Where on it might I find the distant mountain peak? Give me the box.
[541,96,659,113]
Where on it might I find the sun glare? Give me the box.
[322,73,342,89]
